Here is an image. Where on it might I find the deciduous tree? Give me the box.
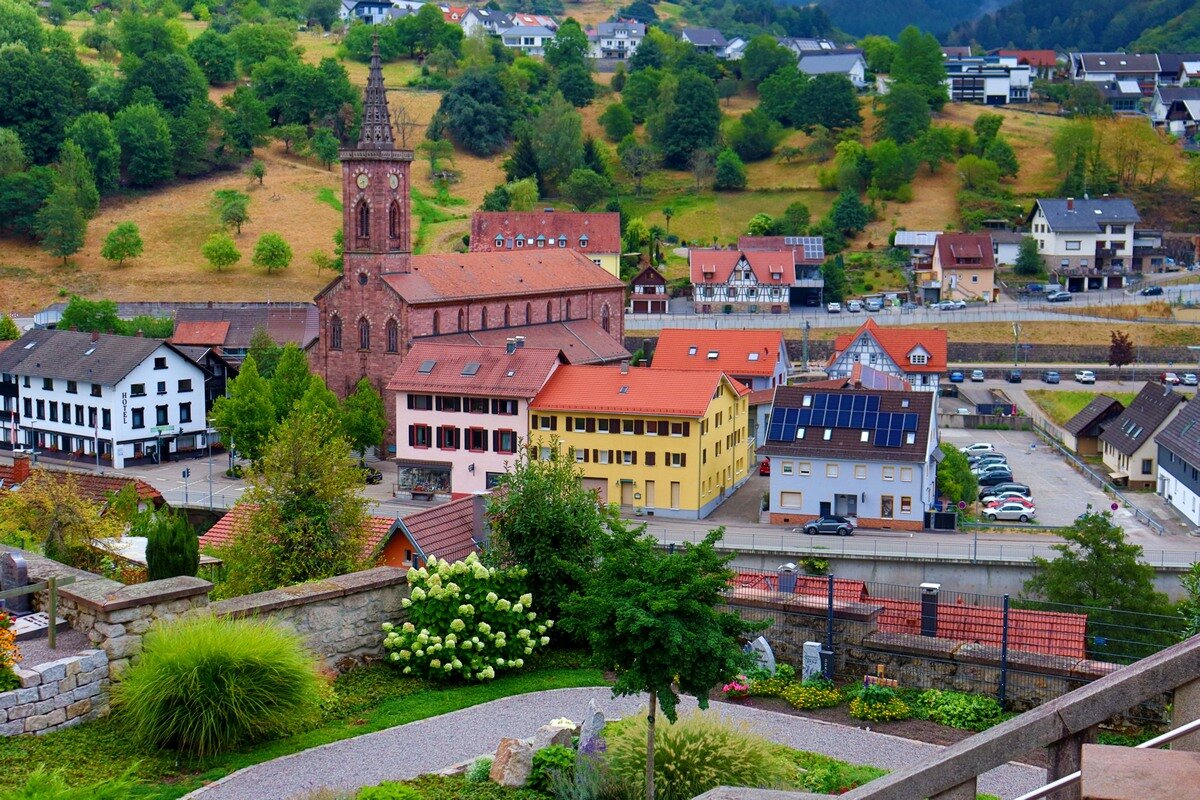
[1014,236,1043,277]
[100,222,144,267]
[36,183,87,264]
[726,108,783,163]
[618,136,658,195]
[830,189,869,235]
[253,232,292,273]
[342,377,387,461]
[653,70,720,169]
[214,189,251,234]
[742,34,793,86]
[65,113,120,196]
[188,28,237,84]
[55,141,100,220]
[202,231,241,272]
[0,315,18,340]
[270,343,313,421]
[562,168,612,211]
[935,442,977,506]
[114,103,174,187]
[599,103,635,143]
[820,254,848,303]
[0,128,26,177]
[309,127,339,170]
[222,86,271,156]
[877,83,931,144]
[713,147,746,190]
[211,355,276,465]
[1108,330,1135,381]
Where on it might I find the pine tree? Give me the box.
[143,510,200,581]
[56,141,100,220]
[0,315,19,340]
[504,131,543,195]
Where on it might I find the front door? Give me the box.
[819,500,832,517]
[645,480,655,508]
[670,481,681,509]
[620,482,634,506]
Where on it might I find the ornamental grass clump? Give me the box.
[605,710,794,800]
[382,552,552,681]
[113,614,324,757]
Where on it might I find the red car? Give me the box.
[759,458,770,476]
[984,496,1034,509]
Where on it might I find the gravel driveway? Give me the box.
[183,687,1045,800]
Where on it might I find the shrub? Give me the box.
[382,553,552,682]
[913,689,1004,731]
[142,510,199,581]
[465,757,493,783]
[606,710,793,800]
[0,611,20,692]
[789,752,886,795]
[848,684,910,722]
[113,614,324,756]
[7,766,141,799]
[530,745,577,793]
[357,783,421,800]
[781,679,841,710]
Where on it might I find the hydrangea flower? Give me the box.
[545,620,554,629]
[382,622,394,632]
[495,599,511,612]
[514,659,524,668]
[410,587,426,601]
[450,618,465,632]
[402,622,416,633]
[527,612,537,621]
[540,636,550,645]
[403,666,412,674]
[430,659,442,669]
[520,594,533,607]
[390,652,400,662]
[486,592,499,604]
[518,629,531,639]
[512,603,523,613]
[477,622,491,634]
[401,598,412,608]
[458,604,475,617]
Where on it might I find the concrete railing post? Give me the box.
[1171,677,1200,752]
[1046,725,1097,800]
[931,778,976,799]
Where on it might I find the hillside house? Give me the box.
[932,233,997,301]
[628,266,669,314]
[1028,197,1141,290]
[826,319,947,393]
[797,52,868,89]
[1101,382,1185,489]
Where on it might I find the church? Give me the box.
[312,42,629,445]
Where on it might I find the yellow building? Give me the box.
[529,364,751,519]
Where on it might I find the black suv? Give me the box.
[1007,370,1023,383]
[799,515,856,536]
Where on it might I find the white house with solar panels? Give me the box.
[759,379,938,531]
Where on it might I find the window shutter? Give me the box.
[608,449,614,463]
[646,451,655,466]
[492,430,500,451]
[586,417,595,433]
[611,418,620,434]
[592,449,598,462]
[634,420,644,435]
[681,452,687,467]
[407,395,414,410]
[435,396,443,411]
[531,414,539,429]
[491,399,500,414]
[683,421,691,436]
[632,451,638,465]
[408,426,415,446]
[550,416,557,431]
[582,449,590,462]
[659,421,669,436]
[566,416,573,429]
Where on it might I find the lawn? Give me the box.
[1027,389,1140,426]
[0,658,606,799]
[624,189,836,247]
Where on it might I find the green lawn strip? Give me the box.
[316,186,343,212]
[1027,389,1139,426]
[411,188,468,254]
[0,665,605,799]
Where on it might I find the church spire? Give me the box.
[358,33,394,150]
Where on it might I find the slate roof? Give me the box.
[378,251,624,304]
[1077,53,1160,73]
[170,321,231,346]
[386,342,563,397]
[682,27,726,47]
[419,319,628,365]
[1032,198,1141,233]
[0,465,163,507]
[591,21,645,36]
[531,365,747,417]
[1157,87,1200,104]
[199,503,400,558]
[935,233,996,271]
[173,305,319,352]
[1100,382,1184,456]
[1158,53,1200,74]
[469,212,621,255]
[401,495,481,564]
[650,329,787,379]
[1064,394,1126,436]
[505,24,555,37]
[830,320,948,374]
[1154,392,1200,466]
[797,52,865,75]
[757,385,934,463]
[689,249,796,285]
[0,329,181,385]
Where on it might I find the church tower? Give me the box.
[341,36,414,277]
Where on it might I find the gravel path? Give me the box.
[183,688,1045,800]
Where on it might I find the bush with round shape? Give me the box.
[914,689,1004,731]
[781,679,842,710]
[113,614,324,756]
[605,710,793,800]
[465,757,493,783]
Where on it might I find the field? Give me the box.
[1027,389,1140,426]
[1056,300,1175,321]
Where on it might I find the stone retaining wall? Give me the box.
[1,649,109,735]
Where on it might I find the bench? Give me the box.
[409,489,435,501]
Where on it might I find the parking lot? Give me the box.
[938,427,1139,528]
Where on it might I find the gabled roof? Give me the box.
[531,365,747,418]
[505,24,555,37]
[1156,87,1200,104]
[199,503,400,559]
[470,212,621,255]
[1100,382,1184,456]
[736,235,825,264]
[379,250,623,304]
[810,363,912,392]
[170,321,231,347]
[1076,52,1160,73]
[934,233,996,271]
[400,495,481,564]
[591,20,645,37]
[174,304,319,352]
[386,342,563,397]
[876,598,1087,659]
[689,249,795,285]
[0,329,191,386]
[998,49,1058,68]
[681,27,726,47]
[650,329,787,379]
[629,265,667,287]
[1032,198,1140,233]
[420,319,628,365]
[797,52,866,75]
[830,320,948,374]
[942,45,972,58]
[0,464,163,507]
[1064,394,1125,436]
[1156,394,1200,467]
[1159,53,1200,73]
[509,12,555,27]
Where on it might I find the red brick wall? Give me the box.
[768,513,924,532]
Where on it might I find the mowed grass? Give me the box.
[1027,389,1140,426]
[625,189,836,245]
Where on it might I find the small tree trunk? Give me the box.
[646,689,656,800]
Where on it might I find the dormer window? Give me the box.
[558,235,567,247]
[579,235,589,248]
[516,235,525,248]
[494,234,504,247]
[536,235,545,248]
[910,354,928,365]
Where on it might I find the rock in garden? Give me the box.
[490,737,533,787]
[533,721,575,751]
[578,699,606,755]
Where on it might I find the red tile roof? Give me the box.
[200,503,399,559]
[382,251,624,304]
[934,233,996,271]
[999,49,1058,68]
[387,343,562,397]
[470,212,622,255]
[733,572,868,602]
[689,250,795,285]
[532,365,747,417]
[441,5,467,22]
[875,598,1087,659]
[831,319,948,374]
[0,465,162,507]
[422,320,628,365]
[402,495,480,564]
[748,386,776,406]
[650,329,788,379]
[170,321,231,347]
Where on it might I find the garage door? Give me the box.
[582,477,607,504]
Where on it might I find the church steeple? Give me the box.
[358,34,394,150]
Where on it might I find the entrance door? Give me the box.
[645,480,655,508]
[582,477,608,503]
[620,482,634,506]
[670,481,681,509]
[819,500,831,517]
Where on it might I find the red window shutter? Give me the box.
[582,449,590,462]
[634,420,644,435]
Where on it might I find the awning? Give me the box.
[395,459,451,470]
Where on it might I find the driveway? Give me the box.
[707,473,768,524]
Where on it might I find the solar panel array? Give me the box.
[767,393,919,448]
[783,236,825,261]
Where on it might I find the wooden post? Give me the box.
[1047,725,1097,800]
[47,575,57,650]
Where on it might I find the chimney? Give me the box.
[505,338,516,354]
[91,330,99,343]
[69,326,77,332]
[11,453,30,484]
[620,359,630,374]
[1066,197,1075,211]
[920,583,940,637]
[514,336,525,349]
[135,329,144,337]
[207,300,214,308]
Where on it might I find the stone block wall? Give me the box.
[0,650,108,736]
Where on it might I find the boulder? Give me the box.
[578,699,606,755]
[533,721,575,751]
[490,737,533,788]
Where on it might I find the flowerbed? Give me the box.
[0,611,20,693]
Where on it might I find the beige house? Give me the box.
[1100,383,1185,489]
[931,233,997,302]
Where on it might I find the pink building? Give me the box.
[386,341,564,495]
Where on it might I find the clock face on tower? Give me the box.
[356,173,369,189]
[389,173,399,190]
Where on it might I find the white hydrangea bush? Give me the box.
[381,552,554,681]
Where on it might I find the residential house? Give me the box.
[1063,394,1126,456]
[932,233,997,301]
[1095,80,1145,113]
[439,4,468,24]
[0,329,210,468]
[1156,53,1200,86]
[943,55,1031,104]
[1069,52,1161,95]
[1162,96,1200,143]
[1100,381,1185,489]
[338,0,395,24]
[171,302,319,365]
[759,384,937,531]
[501,25,556,57]
[997,49,1058,80]
[942,45,972,58]
[680,27,727,55]
[469,211,622,277]
[690,249,795,314]
[1150,86,1200,128]
[1178,59,1200,84]
[529,363,751,518]
[721,37,747,61]
[798,52,868,89]
[508,12,557,29]
[0,453,164,511]
[650,329,791,446]
[461,7,513,36]
[587,21,645,60]
[387,341,563,494]
[1154,396,1200,525]
[893,230,941,269]
[826,319,948,393]
[776,37,838,57]
[1027,197,1141,290]
[628,266,669,314]
[396,493,488,565]
[737,235,825,307]
[991,230,1024,267]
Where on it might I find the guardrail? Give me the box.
[0,575,76,649]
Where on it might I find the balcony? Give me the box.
[795,270,825,289]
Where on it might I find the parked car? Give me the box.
[973,464,1014,478]
[983,493,1035,507]
[826,302,842,313]
[970,454,1009,468]
[1074,370,1096,384]
[1041,370,1061,384]
[1007,370,1023,383]
[970,369,986,382]
[798,515,856,536]
[1162,372,1181,385]
[758,458,770,476]
[949,371,965,383]
[977,470,1015,486]
[1026,283,1044,293]
[865,298,883,312]
[846,299,862,312]
[960,442,995,455]
[361,467,383,485]
[985,497,1035,510]
[979,482,1031,500]
[935,300,966,310]
[1139,285,1164,296]
[985,502,1036,522]
[1185,374,1199,387]
[1046,291,1073,302]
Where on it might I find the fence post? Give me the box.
[999,593,1010,709]
[824,573,835,680]
[47,575,57,650]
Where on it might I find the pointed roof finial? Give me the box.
[357,30,395,150]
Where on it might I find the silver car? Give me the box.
[985,502,1036,522]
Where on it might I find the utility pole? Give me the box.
[802,320,811,374]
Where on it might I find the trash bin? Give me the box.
[777,562,798,594]
[820,648,833,678]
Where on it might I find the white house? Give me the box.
[680,28,727,55]
[501,24,556,57]
[797,52,868,89]
[826,320,947,393]
[944,55,1031,104]
[0,329,210,469]
[1027,197,1141,290]
[1155,396,1200,525]
[587,21,645,60]
[461,7,512,36]
[1151,86,1200,129]
[689,249,795,314]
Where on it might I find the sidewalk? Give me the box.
[183,687,1045,800]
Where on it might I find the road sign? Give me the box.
[1111,502,1119,512]
[182,468,190,479]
